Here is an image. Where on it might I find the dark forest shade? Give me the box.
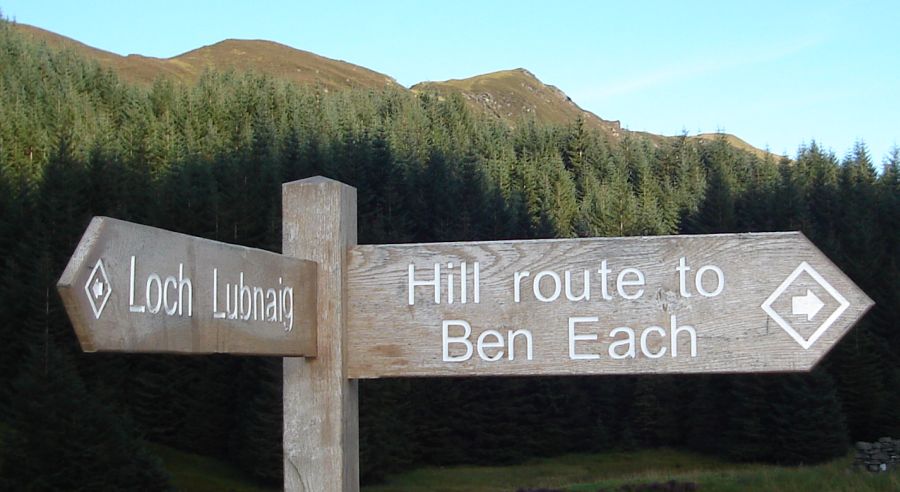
[0,345,174,490]
[0,19,897,487]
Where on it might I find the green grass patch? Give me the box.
[569,453,900,492]
[148,443,277,492]
[362,448,899,492]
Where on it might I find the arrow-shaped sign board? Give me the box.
[58,217,317,356]
[56,184,878,491]
[346,232,873,377]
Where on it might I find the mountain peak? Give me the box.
[10,22,773,158]
[11,23,400,90]
[411,68,621,134]
[184,38,303,56]
[489,67,536,78]
[169,39,401,90]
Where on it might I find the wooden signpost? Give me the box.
[57,217,318,356]
[346,233,873,377]
[57,177,875,491]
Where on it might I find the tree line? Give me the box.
[0,20,897,488]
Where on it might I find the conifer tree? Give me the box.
[0,345,172,490]
[228,358,283,484]
[0,18,897,480]
[766,371,848,464]
[724,375,771,461]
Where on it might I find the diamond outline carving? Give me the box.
[761,261,850,350]
[84,258,112,319]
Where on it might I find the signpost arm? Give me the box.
[282,177,359,491]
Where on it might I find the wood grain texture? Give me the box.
[282,177,359,492]
[346,232,873,378]
[57,217,317,356]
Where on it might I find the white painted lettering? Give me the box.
[460,262,467,304]
[212,270,293,328]
[565,270,591,301]
[608,327,636,359]
[569,316,600,360]
[695,265,725,297]
[514,270,530,303]
[677,257,692,297]
[640,326,667,358]
[473,262,480,303]
[146,273,162,314]
[534,270,562,302]
[508,329,533,361]
[252,286,264,321]
[477,329,505,362]
[212,268,226,319]
[408,263,440,305]
[598,260,613,300]
[177,264,192,316]
[265,288,277,321]
[282,285,294,331]
[128,256,145,313]
[163,275,178,315]
[616,268,645,300]
[239,273,252,320]
[447,262,454,304]
[670,315,697,357]
[442,320,473,362]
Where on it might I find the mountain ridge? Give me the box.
[11,22,773,158]
[412,68,624,135]
[12,23,401,91]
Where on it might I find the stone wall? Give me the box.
[855,438,900,472]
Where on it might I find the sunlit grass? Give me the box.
[5,430,895,492]
[363,448,899,492]
[569,453,899,492]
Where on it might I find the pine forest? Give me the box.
[0,20,897,488]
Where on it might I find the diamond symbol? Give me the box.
[84,259,112,319]
[761,262,850,350]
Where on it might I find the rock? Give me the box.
[852,438,900,473]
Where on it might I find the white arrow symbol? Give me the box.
[92,278,104,298]
[792,290,824,320]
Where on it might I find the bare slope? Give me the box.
[13,22,773,158]
[171,39,401,91]
[13,23,194,82]
[414,69,776,158]
[412,68,623,136]
[12,23,401,91]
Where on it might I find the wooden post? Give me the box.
[282,177,358,491]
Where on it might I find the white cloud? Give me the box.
[577,35,827,101]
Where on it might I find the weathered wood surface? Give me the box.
[57,217,317,356]
[282,177,359,492]
[346,232,873,378]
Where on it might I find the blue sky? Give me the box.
[4,0,898,163]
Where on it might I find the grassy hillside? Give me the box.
[12,23,401,91]
[412,68,623,134]
[413,69,779,159]
[12,21,776,158]
[171,39,401,91]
